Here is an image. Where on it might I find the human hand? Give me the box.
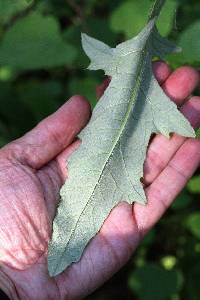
[0,62,199,300]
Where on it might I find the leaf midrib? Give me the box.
[54,34,152,275]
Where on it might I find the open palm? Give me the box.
[0,62,199,300]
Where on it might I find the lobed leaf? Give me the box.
[48,0,195,276]
[0,13,77,70]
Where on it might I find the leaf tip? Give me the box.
[47,243,63,277]
[139,197,148,206]
[81,32,91,45]
[48,269,56,278]
[47,257,61,277]
[81,32,88,48]
[48,266,56,278]
[81,32,86,40]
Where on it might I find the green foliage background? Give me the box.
[0,0,199,299]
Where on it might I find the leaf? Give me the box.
[185,213,200,239]
[166,21,200,69]
[0,0,33,24]
[196,128,200,138]
[156,0,177,36]
[0,66,15,81]
[187,176,200,194]
[178,21,200,64]
[0,13,77,70]
[161,255,177,270]
[63,15,118,70]
[48,0,195,276]
[128,263,183,300]
[110,0,178,38]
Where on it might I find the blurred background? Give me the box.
[0,0,199,299]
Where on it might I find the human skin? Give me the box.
[0,61,199,300]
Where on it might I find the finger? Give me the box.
[144,96,200,185]
[134,137,200,237]
[162,66,200,106]
[96,78,111,98]
[152,60,172,85]
[3,96,91,169]
[55,139,81,181]
[96,61,172,99]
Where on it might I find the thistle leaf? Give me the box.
[48,0,195,276]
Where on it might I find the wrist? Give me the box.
[0,269,19,300]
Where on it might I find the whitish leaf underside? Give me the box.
[48,14,195,276]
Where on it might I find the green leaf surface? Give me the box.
[186,213,200,239]
[196,128,200,138]
[48,1,195,276]
[187,176,200,194]
[167,20,200,68]
[128,263,182,300]
[0,0,33,24]
[0,13,77,69]
[166,20,200,69]
[110,0,178,38]
[178,21,200,64]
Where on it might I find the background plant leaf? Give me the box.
[0,13,77,69]
[185,212,200,239]
[187,176,200,194]
[0,0,33,24]
[110,0,178,38]
[178,21,200,64]
[128,263,183,300]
